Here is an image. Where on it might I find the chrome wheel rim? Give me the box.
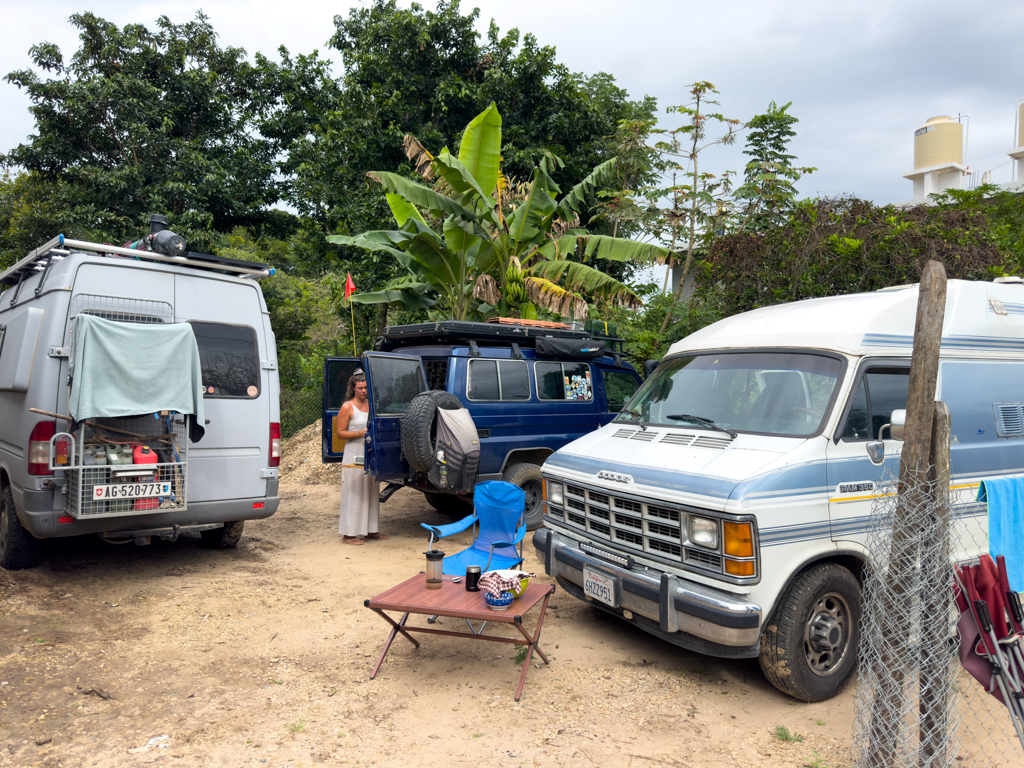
[803,591,851,676]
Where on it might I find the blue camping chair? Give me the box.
[421,481,527,575]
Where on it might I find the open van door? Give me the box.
[363,352,427,480]
[322,357,362,463]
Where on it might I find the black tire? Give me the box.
[201,521,244,549]
[0,483,40,570]
[501,463,545,531]
[424,492,473,517]
[401,390,463,472]
[758,563,861,702]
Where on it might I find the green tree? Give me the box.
[329,103,670,321]
[733,101,815,231]
[285,0,657,276]
[650,82,740,335]
[2,11,290,252]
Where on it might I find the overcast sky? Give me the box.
[2,0,1023,209]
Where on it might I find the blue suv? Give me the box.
[321,321,642,528]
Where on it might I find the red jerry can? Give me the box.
[133,444,160,511]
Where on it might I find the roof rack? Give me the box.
[375,320,626,353]
[0,234,274,289]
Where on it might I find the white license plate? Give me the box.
[93,482,171,500]
[583,567,617,607]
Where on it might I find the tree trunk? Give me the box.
[376,305,389,341]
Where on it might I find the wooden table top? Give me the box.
[366,574,553,623]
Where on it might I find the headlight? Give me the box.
[689,516,719,549]
[547,481,564,507]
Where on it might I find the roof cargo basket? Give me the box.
[0,234,275,289]
[374,319,626,354]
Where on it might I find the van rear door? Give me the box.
[363,352,427,480]
[322,357,361,462]
[174,274,269,502]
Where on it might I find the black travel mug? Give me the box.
[465,565,481,592]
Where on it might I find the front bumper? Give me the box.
[533,527,762,658]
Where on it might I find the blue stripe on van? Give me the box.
[864,333,1024,351]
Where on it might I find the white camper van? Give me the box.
[534,278,1012,701]
[0,220,281,570]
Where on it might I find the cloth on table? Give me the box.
[68,313,205,442]
[479,569,536,598]
[339,405,379,537]
[978,478,1024,591]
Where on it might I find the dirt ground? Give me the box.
[0,479,858,768]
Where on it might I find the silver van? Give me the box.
[0,221,282,569]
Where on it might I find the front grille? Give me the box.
[685,547,723,571]
[550,480,726,570]
[615,498,642,513]
[647,521,680,539]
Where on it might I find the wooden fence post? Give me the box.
[868,260,948,767]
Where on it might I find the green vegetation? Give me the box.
[3,5,1022,440]
[773,725,806,743]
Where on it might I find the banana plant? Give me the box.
[329,103,672,320]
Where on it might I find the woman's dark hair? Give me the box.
[345,371,366,401]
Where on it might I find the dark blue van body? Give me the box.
[322,321,641,526]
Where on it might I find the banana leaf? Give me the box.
[348,288,437,310]
[373,172,480,228]
[386,193,427,228]
[582,235,673,265]
[458,101,502,198]
[433,149,495,210]
[528,259,642,308]
[554,157,618,222]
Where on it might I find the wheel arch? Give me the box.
[498,447,554,475]
[761,549,866,630]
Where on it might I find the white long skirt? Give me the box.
[339,468,380,536]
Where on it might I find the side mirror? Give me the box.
[643,359,661,379]
[866,441,885,465]
[889,409,906,441]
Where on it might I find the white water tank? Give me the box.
[914,116,964,169]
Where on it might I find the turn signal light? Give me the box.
[725,559,755,577]
[724,522,754,558]
[28,421,56,475]
[269,422,281,467]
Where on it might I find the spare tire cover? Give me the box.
[401,390,463,472]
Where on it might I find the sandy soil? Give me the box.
[0,480,857,768]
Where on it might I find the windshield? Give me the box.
[620,352,843,437]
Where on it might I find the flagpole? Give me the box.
[350,298,357,357]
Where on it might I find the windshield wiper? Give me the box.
[666,414,738,438]
[619,408,647,431]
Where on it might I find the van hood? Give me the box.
[544,423,814,504]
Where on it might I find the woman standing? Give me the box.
[335,370,387,545]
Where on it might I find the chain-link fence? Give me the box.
[853,468,1024,767]
[281,386,323,439]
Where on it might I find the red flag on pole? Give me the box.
[344,272,357,301]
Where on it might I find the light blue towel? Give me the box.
[68,314,205,426]
[978,477,1024,591]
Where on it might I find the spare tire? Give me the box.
[401,390,463,472]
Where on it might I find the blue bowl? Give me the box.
[484,590,515,611]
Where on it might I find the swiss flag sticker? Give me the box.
[94,487,103,498]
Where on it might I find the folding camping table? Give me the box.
[364,574,554,701]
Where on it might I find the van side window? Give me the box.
[189,321,260,398]
[602,370,640,412]
[840,367,909,440]
[467,359,530,401]
[536,362,594,402]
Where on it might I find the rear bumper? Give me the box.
[533,527,762,658]
[17,483,279,539]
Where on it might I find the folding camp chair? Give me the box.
[421,481,527,575]
[954,554,1024,750]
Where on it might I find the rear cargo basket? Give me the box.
[52,415,189,518]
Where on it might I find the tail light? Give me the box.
[29,421,56,475]
[269,422,281,467]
